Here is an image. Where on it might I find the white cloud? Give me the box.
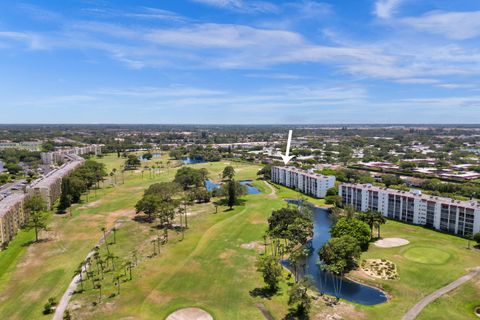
[402,11,480,40]
[191,0,279,13]
[145,23,303,48]
[3,4,480,87]
[374,0,403,19]
[0,31,44,49]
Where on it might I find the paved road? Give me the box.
[402,266,480,320]
[53,220,125,320]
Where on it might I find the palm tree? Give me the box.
[97,283,102,302]
[74,263,85,292]
[373,211,386,239]
[113,274,121,295]
[112,227,117,244]
[112,168,117,184]
[151,239,157,256]
[101,227,110,254]
[126,260,133,280]
[107,252,117,271]
[357,210,376,239]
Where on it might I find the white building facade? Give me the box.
[339,183,480,237]
[271,166,336,198]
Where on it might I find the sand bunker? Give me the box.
[166,308,213,320]
[374,238,409,248]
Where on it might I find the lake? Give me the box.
[286,200,387,305]
[182,156,206,164]
[204,179,261,195]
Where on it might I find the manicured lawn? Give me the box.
[417,275,480,320]
[0,154,177,319]
[68,158,297,320]
[403,247,451,265]
[1,154,478,320]
[350,221,480,320]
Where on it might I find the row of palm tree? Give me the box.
[73,228,139,304]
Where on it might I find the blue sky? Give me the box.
[0,0,480,124]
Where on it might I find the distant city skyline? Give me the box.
[1,0,480,124]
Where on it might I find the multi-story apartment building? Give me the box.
[271,166,336,198]
[0,154,85,248]
[339,183,480,237]
[41,145,102,165]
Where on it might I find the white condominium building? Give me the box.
[271,166,336,198]
[339,183,480,237]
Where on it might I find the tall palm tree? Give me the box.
[113,274,121,295]
[112,227,117,244]
[357,210,376,239]
[126,260,133,280]
[97,283,102,302]
[373,211,386,239]
[112,168,117,184]
[101,227,110,254]
[74,263,84,291]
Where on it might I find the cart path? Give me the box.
[52,220,126,320]
[263,181,277,197]
[401,266,480,320]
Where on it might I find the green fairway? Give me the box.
[403,247,452,264]
[417,276,480,320]
[352,221,480,320]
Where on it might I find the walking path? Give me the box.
[263,181,277,197]
[52,220,126,320]
[402,266,480,320]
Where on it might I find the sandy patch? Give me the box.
[374,238,409,248]
[166,308,213,320]
[219,249,236,260]
[240,241,263,252]
[312,298,366,320]
[361,259,398,280]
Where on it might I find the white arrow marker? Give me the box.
[281,130,295,165]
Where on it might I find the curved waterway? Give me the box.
[286,200,387,305]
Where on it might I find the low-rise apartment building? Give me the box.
[339,183,480,237]
[271,166,336,198]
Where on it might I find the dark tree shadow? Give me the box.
[249,287,278,299]
[132,215,154,223]
[283,307,310,320]
[21,238,49,247]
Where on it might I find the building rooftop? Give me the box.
[0,193,26,218]
[273,166,333,179]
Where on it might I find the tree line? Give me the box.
[58,160,107,213]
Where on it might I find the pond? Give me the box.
[286,199,387,305]
[204,179,261,195]
[182,156,206,165]
[138,153,161,161]
[239,180,261,195]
